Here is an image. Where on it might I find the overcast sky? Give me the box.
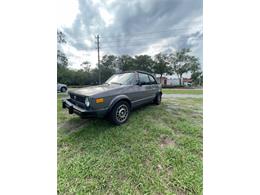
[57,0,203,70]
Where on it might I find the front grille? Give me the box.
[68,99,86,109]
[69,93,85,103]
[69,93,86,109]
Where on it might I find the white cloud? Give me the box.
[99,7,114,27]
[84,39,92,47]
[140,37,177,56]
[61,43,97,69]
[106,0,116,5]
[57,0,79,28]
[59,0,202,70]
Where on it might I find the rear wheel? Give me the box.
[110,101,130,125]
[154,93,162,105]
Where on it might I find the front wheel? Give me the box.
[154,93,162,105]
[110,101,130,125]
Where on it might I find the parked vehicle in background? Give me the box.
[62,71,162,125]
[57,83,67,92]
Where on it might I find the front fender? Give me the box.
[108,95,131,112]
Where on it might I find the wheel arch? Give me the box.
[108,95,132,113]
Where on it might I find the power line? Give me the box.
[100,26,202,39]
[62,27,202,50]
[61,35,202,54]
[101,37,202,47]
[63,35,201,51]
[100,37,202,49]
[63,26,200,40]
[100,29,202,47]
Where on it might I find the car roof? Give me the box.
[121,70,155,76]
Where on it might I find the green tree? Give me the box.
[189,56,200,73]
[57,30,68,69]
[134,55,154,72]
[100,55,117,83]
[191,71,203,86]
[80,61,91,72]
[188,56,202,86]
[57,30,66,44]
[153,53,170,83]
[116,55,135,71]
[90,68,100,85]
[170,48,195,86]
[57,50,68,69]
[101,55,117,68]
[57,30,70,84]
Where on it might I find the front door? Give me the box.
[133,73,155,106]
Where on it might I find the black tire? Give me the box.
[61,87,67,92]
[154,93,162,105]
[110,101,130,125]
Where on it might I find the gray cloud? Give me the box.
[60,0,203,67]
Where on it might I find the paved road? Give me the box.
[162,94,203,98]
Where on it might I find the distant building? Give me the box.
[156,75,192,87]
[183,78,193,86]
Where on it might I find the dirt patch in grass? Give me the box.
[160,135,176,148]
[144,128,149,134]
[157,164,163,171]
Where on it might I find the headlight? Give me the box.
[85,97,90,107]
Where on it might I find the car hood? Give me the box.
[69,84,125,96]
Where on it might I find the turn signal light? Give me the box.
[96,98,104,103]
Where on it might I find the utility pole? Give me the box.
[96,34,101,84]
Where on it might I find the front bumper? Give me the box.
[62,98,108,118]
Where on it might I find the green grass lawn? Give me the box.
[57,93,203,194]
[162,89,203,95]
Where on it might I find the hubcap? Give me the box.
[116,104,128,122]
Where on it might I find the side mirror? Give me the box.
[138,81,146,86]
[137,81,142,86]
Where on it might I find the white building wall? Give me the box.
[166,78,180,86]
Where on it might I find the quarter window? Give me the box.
[148,75,157,84]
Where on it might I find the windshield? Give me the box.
[105,73,137,85]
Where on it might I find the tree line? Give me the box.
[57,31,203,86]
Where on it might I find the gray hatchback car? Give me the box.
[62,71,162,124]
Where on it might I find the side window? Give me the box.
[139,73,150,85]
[123,73,137,85]
[148,75,157,84]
